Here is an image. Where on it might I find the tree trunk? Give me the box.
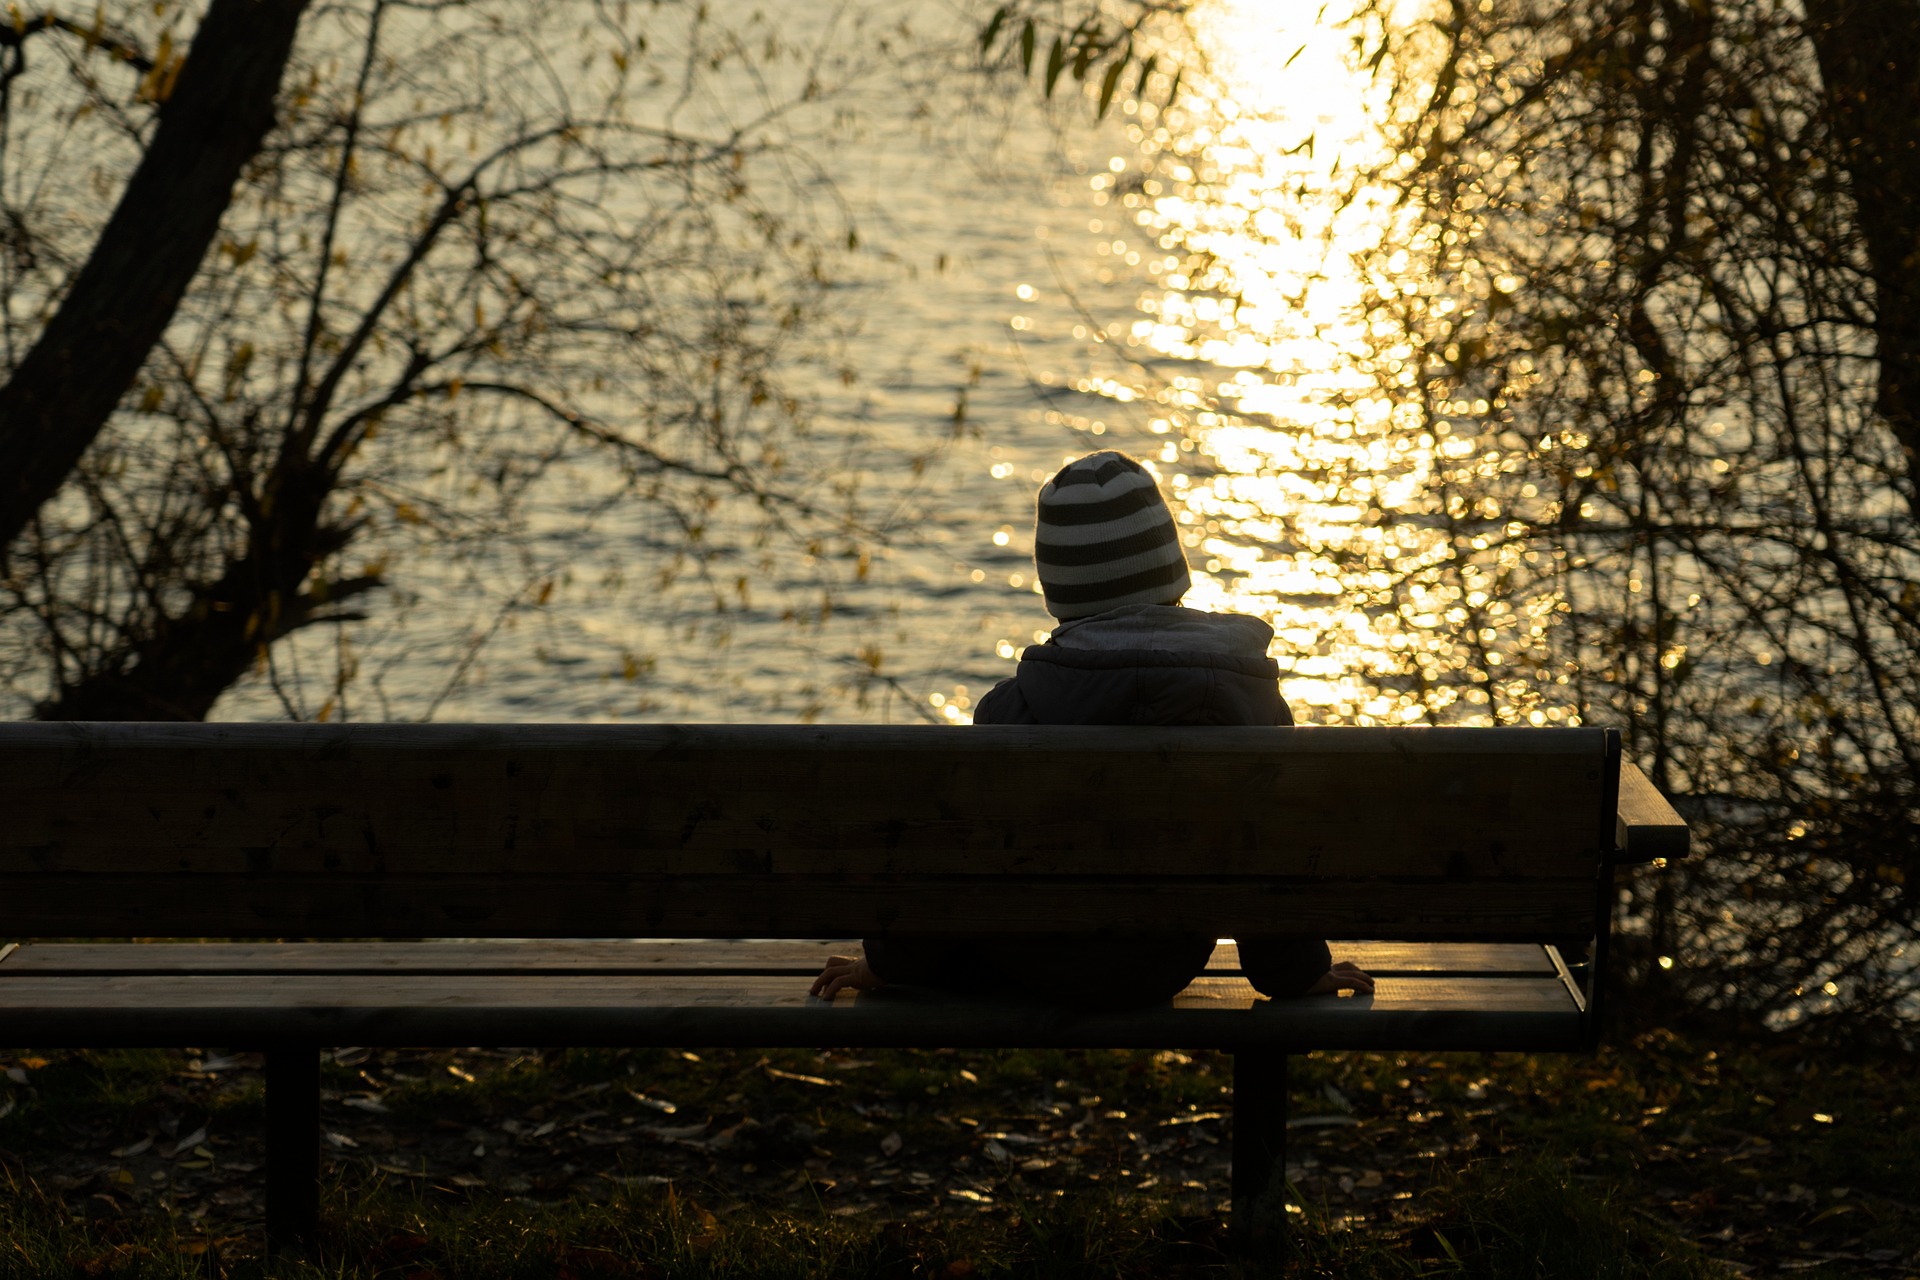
[0,0,310,557]
[34,469,376,722]
[1805,0,1920,515]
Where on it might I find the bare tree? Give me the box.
[0,0,309,553]
[0,1,876,721]
[1339,0,1920,1031]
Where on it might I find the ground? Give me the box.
[2,1026,1916,1277]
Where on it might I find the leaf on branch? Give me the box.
[1097,56,1127,120]
[979,4,1010,55]
[1019,19,1036,75]
[1134,53,1158,96]
[1044,36,1067,97]
[134,32,184,103]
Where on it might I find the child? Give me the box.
[811,450,1373,1006]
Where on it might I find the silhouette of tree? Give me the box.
[1345,0,1920,1030]
[0,2,871,720]
[0,0,309,554]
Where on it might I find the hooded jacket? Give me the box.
[973,604,1293,727]
[863,603,1327,1002]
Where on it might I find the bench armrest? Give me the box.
[1613,762,1690,864]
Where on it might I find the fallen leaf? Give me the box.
[709,1117,758,1150]
[764,1066,839,1088]
[556,1244,643,1277]
[601,1173,673,1190]
[629,1092,677,1114]
[165,1127,208,1159]
[343,1095,389,1114]
[376,1232,430,1257]
[111,1137,154,1159]
[880,1131,903,1157]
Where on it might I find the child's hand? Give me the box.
[1304,961,1374,996]
[811,954,885,999]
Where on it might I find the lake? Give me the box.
[205,0,1566,731]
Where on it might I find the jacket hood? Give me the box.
[1048,604,1275,658]
[974,605,1290,727]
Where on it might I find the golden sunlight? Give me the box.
[1094,0,1549,726]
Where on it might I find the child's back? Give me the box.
[810,452,1370,1006]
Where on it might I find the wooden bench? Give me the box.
[0,722,1688,1252]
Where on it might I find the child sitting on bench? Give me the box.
[812,450,1372,1008]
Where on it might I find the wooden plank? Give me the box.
[0,971,1581,1014]
[2,939,1556,977]
[0,875,1602,941]
[0,721,1615,766]
[0,942,16,966]
[0,940,859,975]
[0,724,1614,880]
[1213,940,1555,977]
[0,972,1584,1051]
[1614,762,1690,863]
[0,828,1602,880]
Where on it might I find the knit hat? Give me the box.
[1033,450,1191,621]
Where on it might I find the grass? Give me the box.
[2,1027,1916,1278]
[1,1164,1717,1280]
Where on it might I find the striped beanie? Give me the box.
[1033,451,1191,621]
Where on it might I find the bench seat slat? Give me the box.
[0,940,1562,977]
[5,875,1598,940]
[0,973,1584,1052]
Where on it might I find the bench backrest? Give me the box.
[0,723,1623,942]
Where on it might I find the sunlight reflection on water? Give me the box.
[212,0,1553,728]
[1094,0,1571,728]
[1059,0,1448,724]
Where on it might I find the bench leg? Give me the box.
[264,1048,320,1253]
[1230,1049,1289,1253]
